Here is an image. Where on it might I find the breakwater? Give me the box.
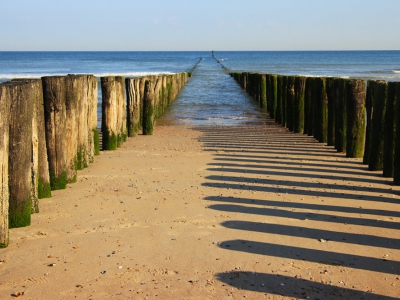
[0,72,190,248]
[230,72,400,185]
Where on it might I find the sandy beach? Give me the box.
[1,122,399,299]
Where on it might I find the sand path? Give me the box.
[1,122,399,299]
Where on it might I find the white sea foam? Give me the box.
[0,71,176,80]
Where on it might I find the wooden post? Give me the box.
[394,82,400,185]
[286,76,296,131]
[65,75,80,183]
[42,76,68,190]
[143,80,155,135]
[363,81,373,165]
[326,77,336,146]
[346,79,366,158]
[383,82,397,177]
[0,83,10,247]
[87,75,99,158]
[7,81,34,228]
[101,76,127,150]
[304,77,315,136]
[12,79,51,202]
[334,78,347,152]
[126,78,141,137]
[368,80,388,171]
[314,77,328,143]
[275,75,283,124]
[294,76,306,134]
[260,74,267,109]
[281,76,288,127]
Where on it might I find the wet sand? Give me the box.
[1,122,399,299]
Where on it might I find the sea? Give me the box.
[1,51,399,126]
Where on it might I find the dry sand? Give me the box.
[1,122,399,299]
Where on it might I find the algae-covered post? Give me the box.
[383,82,397,177]
[0,83,10,247]
[286,76,295,131]
[42,76,68,190]
[363,81,373,165]
[345,79,366,158]
[394,82,400,185]
[304,77,315,136]
[7,81,34,228]
[314,77,328,143]
[334,78,347,152]
[143,79,155,135]
[293,76,306,134]
[101,76,127,150]
[260,74,267,109]
[368,80,388,171]
[326,78,336,147]
[126,77,141,137]
[271,75,283,124]
[12,79,51,202]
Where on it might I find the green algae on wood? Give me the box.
[334,78,347,152]
[394,82,400,185]
[368,80,388,171]
[42,76,68,190]
[345,79,366,158]
[383,82,397,177]
[7,81,34,228]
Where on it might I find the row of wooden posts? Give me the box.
[0,72,190,248]
[230,72,400,185]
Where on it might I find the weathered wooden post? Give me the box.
[101,76,127,150]
[275,75,283,124]
[29,79,51,202]
[286,76,295,131]
[368,80,388,171]
[241,72,248,90]
[294,76,306,134]
[363,81,373,165]
[334,78,347,152]
[0,83,10,247]
[267,74,278,119]
[143,79,155,135]
[7,81,34,228]
[394,82,400,185]
[260,74,267,109]
[87,75,99,158]
[126,78,141,137]
[65,75,79,183]
[12,79,51,201]
[304,77,315,136]
[345,79,366,158]
[383,82,397,177]
[326,77,336,146]
[42,76,68,190]
[281,76,288,127]
[314,77,328,143]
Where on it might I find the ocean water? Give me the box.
[1,51,399,125]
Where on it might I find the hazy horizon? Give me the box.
[1,0,400,51]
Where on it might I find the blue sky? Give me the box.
[1,0,399,51]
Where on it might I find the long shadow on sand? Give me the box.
[216,271,399,300]
[193,124,400,299]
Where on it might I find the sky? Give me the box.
[1,0,400,51]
